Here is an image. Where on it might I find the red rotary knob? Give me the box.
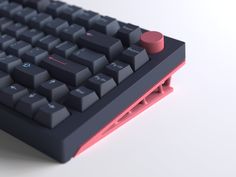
[140,31,165,54]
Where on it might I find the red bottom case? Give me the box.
[75,61,185,156]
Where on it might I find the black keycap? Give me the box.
[4,22,28,38]
[104,61,133,83]
[75,10,100,29]
[0,55,22,73]
[0,83,28,107]
[0,34,16,50]
[15,92,48,118]
[116,23,142,46]
[44,18,69,36]
[36,35,61,51]
[120,45,149,71]
[65,86,99,111]
[0,17,13,32]
[79,30,124,61]
[0,2,23,18]
[86,73,117,97]
[52,41,78,58]
[59,5,83,22]
[0,50,5,57]
[38,79,69,101]
[0,71,13,89]
[0,0,8,6]
[45,1,68,17]
[22,47,48,64]
[40,54,91,86]
[60,24,85,42]
[6,40,32,57]
[35,102,70,128]
[24,0,50,12]
[29,13,53,29]
[93,16,120,36]
[13,62,50,89]
[70,48,108,74]
[13,7,37,24]
[19,29,44,45]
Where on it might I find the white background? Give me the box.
[0,0,236,176]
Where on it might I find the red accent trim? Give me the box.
[75,61,185,156]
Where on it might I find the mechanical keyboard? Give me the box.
[0,0,185,163]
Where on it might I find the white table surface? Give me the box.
[0,0,236,176]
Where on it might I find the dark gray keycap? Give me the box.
[45,1,68,17]
[104,61,133,83]
[19,29,44,45]
[0,50,5,57]
[52,41,78,58]
[60,24,85,42]
[65,86,99,111]
[116,23,142,46]
[15,93,48,118]
[79,30,124,61]
[0,17,13,32]
[44,18,69,36]
[6,40,32,57]
[86,73,117,97]
[13,62,50,89]
[0,0,8,6]
[24,0,50,12]
[0,55,22,73]
[4,22,28,38]
[34,102,70,128]
[29,13,53,29]
[13,7,37,24]
[0,2,23,18]
[75,10,100,29]
[0,34,16,50]
[120,45,149,71]
[0,83,28,107]
[59,5,83,22]
[0,71,13,89]
[93,16,120,36]
[38,79,69,101]
[22,47,48,64]
[36,35,61,51]
[40,55,91,86]
[70,48,108,74]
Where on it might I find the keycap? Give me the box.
[6,40,32,57]
[15,93,48,118]
[75,10,100,29]
[104,61,133,83]
[0,71,13,89]
[29,13,53,29]
[40,54,91,86]
[0,50,5,57]
[79,30,124,61]
[22,47,48,64]
[24,0,50,12]
[0,0,8,6]
[38,79,69,101]
[0,2,23,18]
[59,5,83,22]
[44,18,69,36]
[60,24,85,42]
[13,63,50,89]
[0,17,13,32]
[4,22,28,38]
[35,102,70,128]
[52,41,78,58]
[116,23,142,46]
[45,1,68,17]
[0,34,16,50]
[13,7,37,24]
[93,16,120,36]
[65,86,99,111]
[70,48,108,74]
[86,73,117,97]
[0,55,22,73]
[120,45,149,71]
[36,35,61,51]
[0,83,29,107]
[19,28,44,45]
